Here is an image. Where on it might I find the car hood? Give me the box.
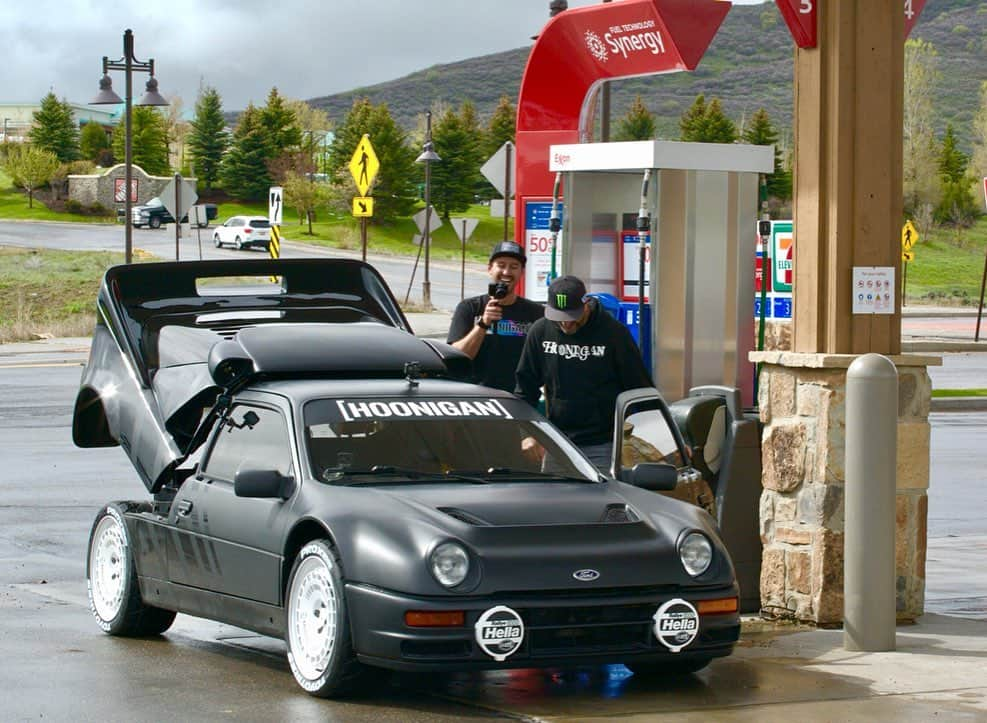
[318,479,733,596]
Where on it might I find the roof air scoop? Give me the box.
[208,340,255,388]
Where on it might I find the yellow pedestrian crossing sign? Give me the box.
[353,196,374,217]
[349,135,379,196]
[901,220,919,250]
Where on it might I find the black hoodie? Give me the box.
[515,299,653,445]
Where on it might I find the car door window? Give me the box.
[203,405,293,482]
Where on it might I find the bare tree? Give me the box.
[2,145,60,208]
[970,80,987,197]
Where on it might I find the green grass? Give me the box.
[905,217,987,304]
[0,246,128,341]
[0,170,115,223]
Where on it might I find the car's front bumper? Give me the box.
[346,582,740,671]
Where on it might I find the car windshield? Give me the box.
[303,396,601,484]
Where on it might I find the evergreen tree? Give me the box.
[485,95,516,158]
[934,124,977,226]
[29,92,80,162]
[679,94,708,141]
[112,106,170,175]
[328,98,417,223]
[679,95,737,143]
[430,103,484,220]
[741,108,791,200]
[187,86,228,192]
[259,87,303,159]
[79,122,110,164]
[614,95,656,141]
[220,104,272,201]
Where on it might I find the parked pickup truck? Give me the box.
[129,197,219,229]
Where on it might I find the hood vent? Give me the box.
[438,507,492,526]
[600,504,640,524]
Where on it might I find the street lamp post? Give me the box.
[416,111,441,310]
[91,29,167,264]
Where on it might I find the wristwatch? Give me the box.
[476,319,490,330]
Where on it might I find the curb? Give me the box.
[930,396,987,412]
[903,340,987,352]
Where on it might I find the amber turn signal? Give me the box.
[697,597,739,615]
[404,610,466,627]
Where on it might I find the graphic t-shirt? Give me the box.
[447,294,544,393]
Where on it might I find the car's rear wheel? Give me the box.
[285,540,366,697]
[235,236,243,250]
[149,216,161,229]
[631,657,712,677]
[86,504,176,636]
[213,233,222,248]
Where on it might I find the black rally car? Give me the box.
[74,259,740,697]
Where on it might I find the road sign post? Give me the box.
[404,205,441,305]
[349,135,380,261]
[451,217,480,300]
[160,174,197,261]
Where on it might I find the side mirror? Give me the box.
[234,468,294,500]
[619,462,678,491]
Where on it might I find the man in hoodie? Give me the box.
[515,275,652,471]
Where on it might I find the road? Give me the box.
[0,220,489,312]
[0,347,984,719]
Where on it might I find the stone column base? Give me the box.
[749,351,941,625]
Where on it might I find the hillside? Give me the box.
[306,0,987,151]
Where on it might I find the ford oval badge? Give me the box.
[573,569,600,582]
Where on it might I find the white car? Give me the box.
[212,216,272,251]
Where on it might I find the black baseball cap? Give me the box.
[489,241,526,266]
[545,275,588,321]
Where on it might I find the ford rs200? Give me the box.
[74,259,740,697]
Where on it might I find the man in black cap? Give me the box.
[447,241,544,392]
[515,275,652,470]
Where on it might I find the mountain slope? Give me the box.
[306,1,986,151]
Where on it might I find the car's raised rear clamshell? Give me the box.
[72,259,468,492]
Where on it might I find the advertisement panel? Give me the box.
[523,200,564,303]
[755,220,793,321]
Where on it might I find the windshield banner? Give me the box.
[336,399,514,422]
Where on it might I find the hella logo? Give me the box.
[572,569,600,582]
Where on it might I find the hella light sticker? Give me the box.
[653,598,700,653]
[474,605,524,661]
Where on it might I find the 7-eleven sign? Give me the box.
[771,221,794,293]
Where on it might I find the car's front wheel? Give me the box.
[86,504,176,636]
[285,540,366,697]
[213,233,222,248]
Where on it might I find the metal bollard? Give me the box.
[844,353,898,651]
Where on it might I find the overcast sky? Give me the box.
[1,0,765,112]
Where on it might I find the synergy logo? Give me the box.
[585,19,666,63]
[475,605,525,661]
[584,30,609,62]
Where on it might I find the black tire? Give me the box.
[213,233,223,248]
[86,504,176,636]
[631,657,712,677]
[149,216,162,229]
[235,236,243,250]
[285,540,367,697]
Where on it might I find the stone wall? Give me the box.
[67,165,177,213]
[750,351,940,625]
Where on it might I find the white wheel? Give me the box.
[86,504,175,636]
[89,512,127,624]
[286,540,365,697]
[213,233,222,248]
[235,236,243,250]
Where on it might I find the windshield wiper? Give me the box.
[468,467,598,482]
[332,465,488,485]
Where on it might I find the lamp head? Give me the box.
[91,74,123,105]
[138,76,169,107]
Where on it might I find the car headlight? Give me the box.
[679,532,713,577]
[430,541,469,588]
